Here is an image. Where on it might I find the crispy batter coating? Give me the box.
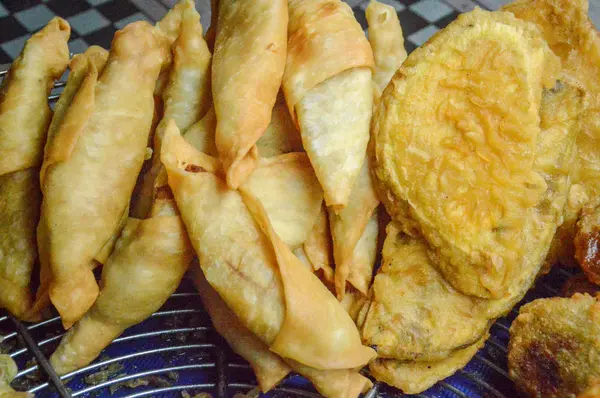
[575,201,600,285]
[372,8,565,299]
[509,294,600,398]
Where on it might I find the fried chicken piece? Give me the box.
[509,294,600,398]
[575,201,600,285]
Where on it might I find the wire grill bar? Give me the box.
[8,315,71,398]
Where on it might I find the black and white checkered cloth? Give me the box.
[0,0,598,64]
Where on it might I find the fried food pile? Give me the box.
[0,0,598,396]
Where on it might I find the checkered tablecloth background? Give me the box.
[1,0,597,65]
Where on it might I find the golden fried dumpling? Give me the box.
[509,294,600,398]
[372,9,568,299]
[212,0,288,188]
[329,158,379,298]
[284,0,374,210]
[504,0,600,268]
[0,18,70,318]
[192,267,291,392]
[39,22,170,328]
[132,2,211,219]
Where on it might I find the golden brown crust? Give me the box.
[372,9,573,299]
[283,0,373,120]
[575,201,600,285]
[212,0,288,189]
[508,294,600,398]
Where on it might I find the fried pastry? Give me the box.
[161,121,375,370]
[504,0,600,268]
[284,0,374,210]
[212,0,288,188]
[133,3,211,219]
[575,200,600,285]
[365,0,407,96]
[303,206,335,284]
[372,9,570,299]
[0,18,70,318]
[192,267,291,392]
[329,158,379,298]
[38,21,169,328]
[0,355,30,397]
[508,294,600,398]
[49,196,193,375]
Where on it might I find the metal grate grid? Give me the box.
[0,67,579,398]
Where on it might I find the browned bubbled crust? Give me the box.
[575,201,600,286]
[508,294,600,398]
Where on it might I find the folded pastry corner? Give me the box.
[212,0,288,189]
[366,0,407,96]
[284,0,374,210]
[192,266,292,393]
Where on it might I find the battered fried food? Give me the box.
[369,334,487,395]
[361,221,490,361]
[575,200,600,285]
[372,8,569,299]
[504,0,600,268]
[508,294,600,398]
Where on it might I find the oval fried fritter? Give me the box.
[508,294,600,398]
[575,201,600,285]
[361,222,490,361]
[371,8,568,299]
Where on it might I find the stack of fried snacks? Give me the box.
[503,0,600,269]
[366,7,584,393]
[5,0,598,396]
[35,21,170,329]
[0,18,70,319]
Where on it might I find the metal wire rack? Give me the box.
[0,67,580,398]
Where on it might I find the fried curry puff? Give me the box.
[0,18,70,319]
[38,22,170,328]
